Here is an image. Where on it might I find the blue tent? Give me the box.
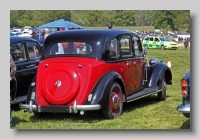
[39,19,84,30]
[10,33,15,36]
[38,19,84,41]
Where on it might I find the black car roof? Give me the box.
[45,29,135,44]
[43,29,137,59]
[10,36,38,44]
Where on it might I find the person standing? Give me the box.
[184,39,189,49]
[108,24,113,29]
[10,54,17,127]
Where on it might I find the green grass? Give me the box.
[11,47,190,130]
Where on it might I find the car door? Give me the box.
[152,37,158,48]
[154,37,161,48]
[120,35,136,96]
[148,37,154,48]
[10,41,42,98]
[132,35,146,93]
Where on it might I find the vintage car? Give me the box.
[19,29,172,119]
[177,71,190,118]
[142,36,178,50]
[10,36,43,104]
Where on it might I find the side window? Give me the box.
[155,38,159,42]
[145,37,149,41]
[133,36,141,56]
[10,43,27,62]
[109,38,119,58]
[120,35,132,57]
[149,37,154,41]
[26,42,42,60]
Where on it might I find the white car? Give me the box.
[172,36,178,42]
[18,31,32,38]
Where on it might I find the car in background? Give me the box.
[172,35,178,42]
[142,36,178,50]
[19,29,172,119]
[10,36,43,104]
[177,71,190,118]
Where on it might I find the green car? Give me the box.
[142,36,178,50]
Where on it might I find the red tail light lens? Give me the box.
[181,79,187,97]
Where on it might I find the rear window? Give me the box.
[49,41,92,56]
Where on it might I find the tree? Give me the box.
[112,10,136,26]
[86,10,111,27]
[10,10,20,27]
[43,10,72,23]
[153,10,190,31]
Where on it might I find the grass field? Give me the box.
[11,46,190,129]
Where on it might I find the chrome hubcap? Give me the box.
[112,94,119,109]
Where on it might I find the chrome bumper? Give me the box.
[19,100,101,113]
[177,104,190,114]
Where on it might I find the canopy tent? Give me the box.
[39,19,84,30]
[38,19,84,41]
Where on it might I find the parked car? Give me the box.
[177,71,190,118]
[19,29,172,119]
[172,35,178,42]
[142,36,178,50]
[10,36,43,104]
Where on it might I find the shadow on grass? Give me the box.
[122,95,161,113]
[28,94,165,123]
[11,102,26,112]
[11,116,28,128]
[180,118,190,129]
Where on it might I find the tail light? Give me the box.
[180,79,187,97]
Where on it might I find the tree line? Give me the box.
[10,10,190,32]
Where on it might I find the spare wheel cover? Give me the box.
[42,68,80,104]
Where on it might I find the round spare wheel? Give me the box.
[42,68,80,105]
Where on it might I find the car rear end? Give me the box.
[177,71,190,118]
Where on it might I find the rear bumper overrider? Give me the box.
[177,104,190,114]
[19,100,101,113]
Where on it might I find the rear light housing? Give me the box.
[180,79,187,98]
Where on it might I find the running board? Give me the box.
[11,95,27,104]
[126,88,160,102]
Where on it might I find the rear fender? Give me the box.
[84,71,125,108]
[26,76,38,106]
[147,63,172,89]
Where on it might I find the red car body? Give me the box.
[20,29,172,119]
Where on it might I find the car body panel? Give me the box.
[10,36,43,104]
[19,29,172,118]
[177,71,190,118]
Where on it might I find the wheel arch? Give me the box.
[147,63,172,89]
[83,71,125,108]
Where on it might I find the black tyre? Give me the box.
[157,78,167,101]
[102,82,123,119]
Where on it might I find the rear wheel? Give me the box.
[102,82,123,119]
[157,78,167,101]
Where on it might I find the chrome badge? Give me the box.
[55,80,62,87]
